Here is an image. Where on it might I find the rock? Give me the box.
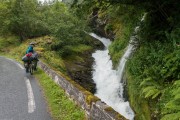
[89,8,115,40]
[65,50,96,94]
[64,35,104,94]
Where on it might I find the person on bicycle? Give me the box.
[25,42,38,70]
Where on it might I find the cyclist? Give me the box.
[25,42,38,71]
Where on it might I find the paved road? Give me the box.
[0,56,51,120]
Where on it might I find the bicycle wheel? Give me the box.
[26,67,29,73]
[29,64,33,75]
[24,62,29,73]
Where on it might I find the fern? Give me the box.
[140,77,152,86]
[142,86,156,93]
[161,112,180,120]
[152,91,161,99]
[142,86,161,99]
[161,80,180,119]
[140,77,162,99]
[165,98,180,111]
[164,80,180,111]
[174,94,180,99]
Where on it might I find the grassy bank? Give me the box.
[34,69,85,120]
[0,36,86,120]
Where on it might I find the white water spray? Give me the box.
[90,32,139,120]
[117,34,139,82]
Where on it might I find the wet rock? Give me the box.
[89,8,115,40]
[65,36,104,94]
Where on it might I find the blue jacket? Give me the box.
[26,46,34,54]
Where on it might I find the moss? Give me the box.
[104,107,114,111]
[104,107,126,120]
[35,47,44,52]
[126,70,151,120]
[85,94,100,105]
[115,114,127,120]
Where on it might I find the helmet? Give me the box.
[29,42,35,45]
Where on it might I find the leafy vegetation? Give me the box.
[128,40,180,119]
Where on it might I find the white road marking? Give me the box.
[6,58,13,61]
[6,58,24,69]
[5,57,24,69]
[16,63,24,69]
[24,77,36,113]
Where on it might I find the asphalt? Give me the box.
[0,56,52,120]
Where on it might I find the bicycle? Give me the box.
[24,60,36,75]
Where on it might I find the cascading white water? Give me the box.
[90,32,139,120]
[117,35,138,82]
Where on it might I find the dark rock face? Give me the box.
[65,36,104,94]
[89,7,115,40]
[65,50,96,93]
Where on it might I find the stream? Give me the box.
[89,32,138,120]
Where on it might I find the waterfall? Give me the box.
[117,34,139,82]
[90,32,138,120]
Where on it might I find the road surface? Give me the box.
[0,56,51,120]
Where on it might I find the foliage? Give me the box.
[0,0,93,59]
[39,1,69,34]
[126,70,151,120]
[42,51,66,73]
[160,80,180,120]
[50,19,92,57]
[8,0,48,40]
[0,1,11,34]
[109,23,135,67]
[128,36,180,119]
[0,36,19,51]
[107,3,142,67]
[0,0,71,42]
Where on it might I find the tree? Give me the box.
[0,0,12,35]
[9,0,48,41]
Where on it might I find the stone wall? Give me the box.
[38,61,126,120]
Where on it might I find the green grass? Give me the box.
[71,44,92,53]
[41,51,66,73]
[0,36,20,51]
[34,69,85,120]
